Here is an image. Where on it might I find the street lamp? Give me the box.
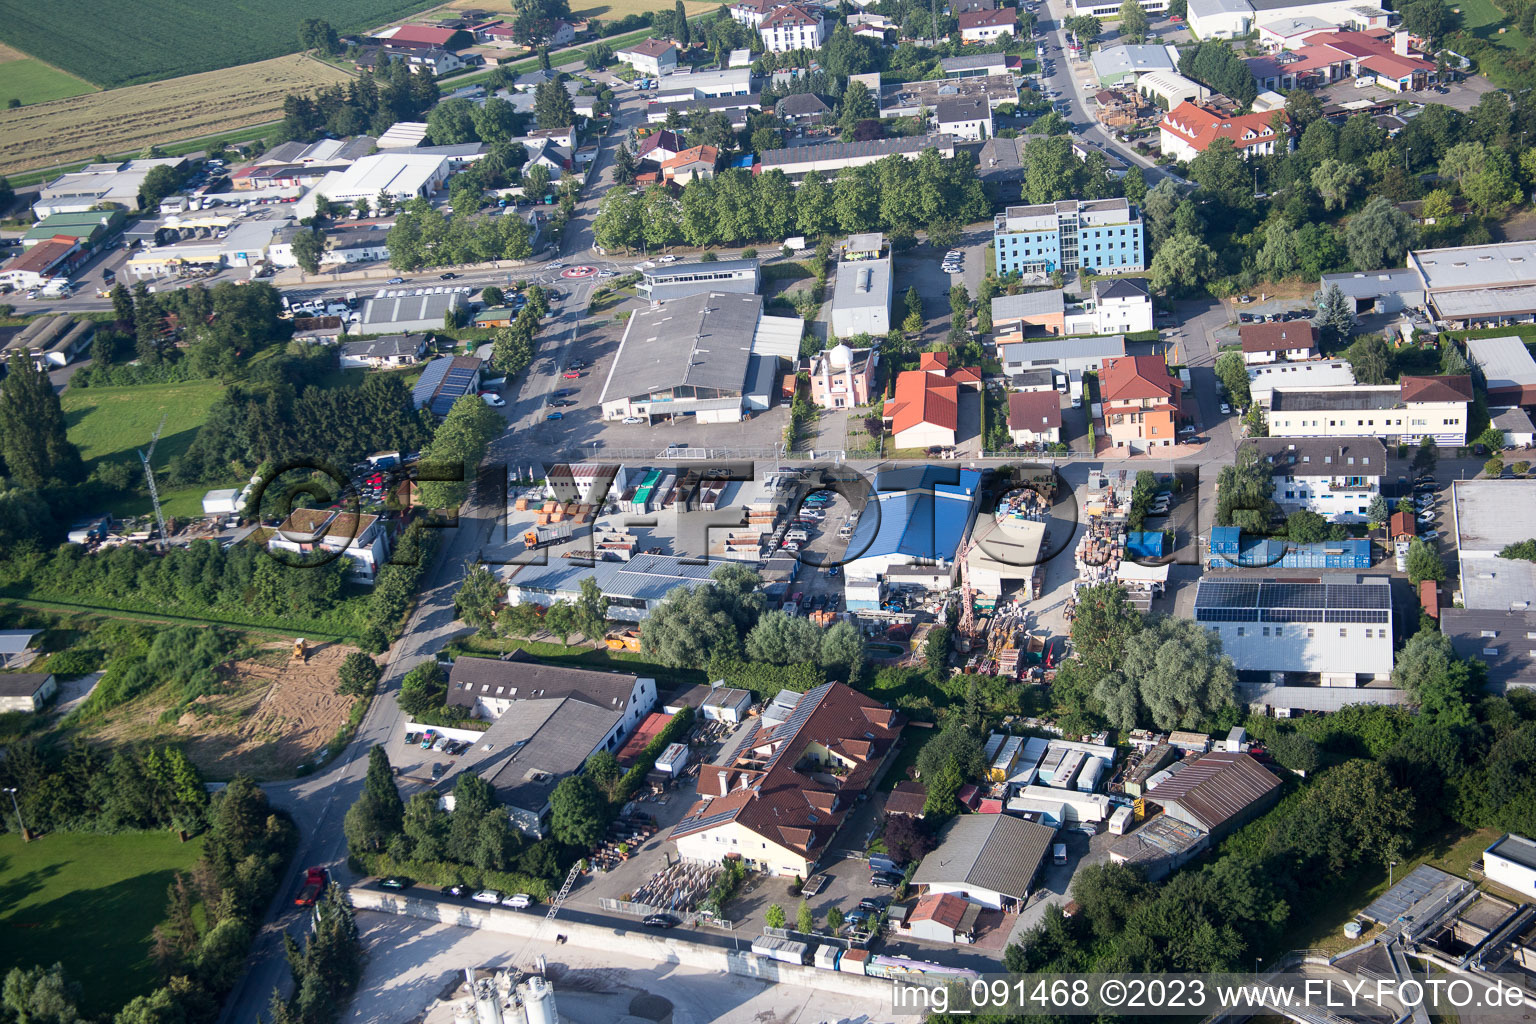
[1255,957,1263,975]
[2,787,27,842]
[1389,860,1398,887]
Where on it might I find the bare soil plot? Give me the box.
[82,641,360,781]
[0,54,352,176]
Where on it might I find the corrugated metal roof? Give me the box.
[912,814,1055,898]
[1144,752,1279,832]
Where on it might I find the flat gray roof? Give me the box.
[1488,833,1536,871]
[600,291,759,403]
[1321,267,1422,300]
[941,52,1008,72]
[993,289,1065,320]
[361,288,465,327]
[1411,242,1536,292]
[1235,682,1409,711]
[1433,284,1536,318]
[832,257,890,312]
[1452,479,1536,555]
[1441,608,1536,691]
[642,257,759,280]
[1467,335,1536,389]
[511,552,718,603]
[1457,555,1536,612]
[1001,335,1126,363]
[1270,386,1399,412]
[1091,44,1177,78]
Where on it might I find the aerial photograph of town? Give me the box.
[2,0,1536,1019]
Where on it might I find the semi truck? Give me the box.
[294,866,328,907]
[523,521,573,549]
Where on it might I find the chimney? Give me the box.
[1394,29,1409,55]
[718,771,729,797]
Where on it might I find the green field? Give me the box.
[0,831,204,1015]
[0,0,441,88]
[1454,0,1528,44]
[0,58,94,105]
[62,379,228,517]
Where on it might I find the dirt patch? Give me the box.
[82,641,361,781]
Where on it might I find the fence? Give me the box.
[597,896,735,931]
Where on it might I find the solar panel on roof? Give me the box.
[1195,607,1259,623]
[1326,583,1389,609]
[1324,609,1389,624]
[765,683,832,768]
[1261,608,1323,623]
[1194,581,1261,608]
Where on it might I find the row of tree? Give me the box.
[386,196,536,271]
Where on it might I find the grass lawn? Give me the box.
[449,632,707,692]
[0,831,204,1016]
[1454,0,1528,45]
[0,57,94,104]
[62,379,228,517]
[880,723,939,791]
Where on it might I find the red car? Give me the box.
[562,371,581,379]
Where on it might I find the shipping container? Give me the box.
[752,936,810,965]
[838,948,870,975]
[1075,756,1106,793]
[813,945,841,971]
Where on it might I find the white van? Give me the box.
[326,303,350,317]
[1053,843,1068,865]
[784,528,810,543]
[1354,74,1376,88]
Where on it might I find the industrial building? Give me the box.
[1108,813,1209,881]
[0,672,57,714]
[1465,335,1536,406]
[1443,480,1536,691]
[830,256,892,338]
[442,654,656,835]
[1247,359,1357,407]
[1193,576,1395,684]
[309,152,451,206]
[1,315,94,368]
[637,258,759,301]
[1090,44,1179,87]
[508,553,723,622]
[1234,681,1411,716]
[35,157,187,215]
[1483,834,1536,898]
[266,509,390,582]
[1320,267,1424,315]
[911,814,1056,909]
[992,199,1145,277]
[1143,751,1281,839]
[669,682,901,877]
[360,288,468,333]
[841,465,982,582]
[1000,335,1126,378]
[598,292,800,423]
[1410,242,1536,327]
[1267,375,1473,447]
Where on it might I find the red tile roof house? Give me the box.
[1159,102,1292,163]
[1007,390,1063,446]
[378,24,462,49]
[958,6,1018,43]
[669,682,902,876]
[0,235,84,290]
[1253,29,1437,93]
[1100,354,1183,451]
[1239,321,1319,365]
[882,351,982,450]
[660,144,719,183]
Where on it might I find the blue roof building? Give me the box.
[1206,526,1372,570]
[843,466,983,581]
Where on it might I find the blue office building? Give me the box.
[993,198,1145,277]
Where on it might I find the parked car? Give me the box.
[441,883,471,899]
[643,914,680,928]
[387,277,405,284]
[622,416,645,424]
[1178,425,1197,436]
[379,876,412,891]
[859,896,889,912]
[471,889,502,904]
[502,893,532,908]
[562,371,582,379]
[1220,403,1232,415]
[481,393,506,408]
[439,272,458,280]
[658,254,678,263]
[546,411,564,420]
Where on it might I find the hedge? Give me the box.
[614,705,694,804]
[351,851,551,901]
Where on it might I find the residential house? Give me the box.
[776,92,831,124]
[883,352,982,449]
[339,334,428,370]
[635,129,686,164]
[1240,320,1319,364]
[266,509,390,581]
[730,0,788,28]
[411,354,483,415]
[669,682,902,876]
[660,144,720,183]
[808,342,878,409]
[1008,391,1064,446]
[935,96,993,140]
[1492,406,1536,448]
[1267,375,1473,446]
[1239,436,1386,521]
[1091,277,1153,334]
[1100,354,1183,451]
[760,4,825,52]
[1160,101,1292,162]
[958,6,1018,42]
[616,38,679,77]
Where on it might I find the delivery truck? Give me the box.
[523,521,573,548]
[294,866,328,907]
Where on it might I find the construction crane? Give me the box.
[139,413,169,551]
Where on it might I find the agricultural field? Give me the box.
[0,831,205,1016]
[74,641,363,780]
[0,0,440,87]
[0,42,95,106]
[0,55,353,176]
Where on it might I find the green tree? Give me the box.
[290,227,326,275]
[1286,509,1331,543]
[549,774,606,848]
[1344,335,1393,385]
[1345,196,1414,271]
[1214,446,1278,533]
[533,78,577,129]
[455,565,504,634]
[1254,220,1298,280]
[298,17,340,53]
[1118,0,1149,41]
[138,164,181,211]
[1311,158,1363,212]
[1070,582,1143,679]
[109,282,135,327]
[473,97,521,145]
[746,610,823,664]
[1,963,81,1024]
[827,906,845,931]
[819,620,865,680]
[398,661,447,718]
[1412,435,1438,474]
[1366,494,1392,527]
[573,575,610,641]
[1392,629,1474,725]
[612,143,638,187]
[1312,282,1356,346]
[796,899,814,933]
[1148,232,1216,293]
[765,903,787,928]
[1120,617,1236,730]
[1214,350,1252,408]
[336,652,381,697]
[363,745,403,832]
[924,625,951,676]
[0,353,84,488]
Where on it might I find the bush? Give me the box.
[43,647,103,679]
[1513,461,1530,476]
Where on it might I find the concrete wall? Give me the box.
[348,887,894,999]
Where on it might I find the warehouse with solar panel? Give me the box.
[1193,576,1395,686]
